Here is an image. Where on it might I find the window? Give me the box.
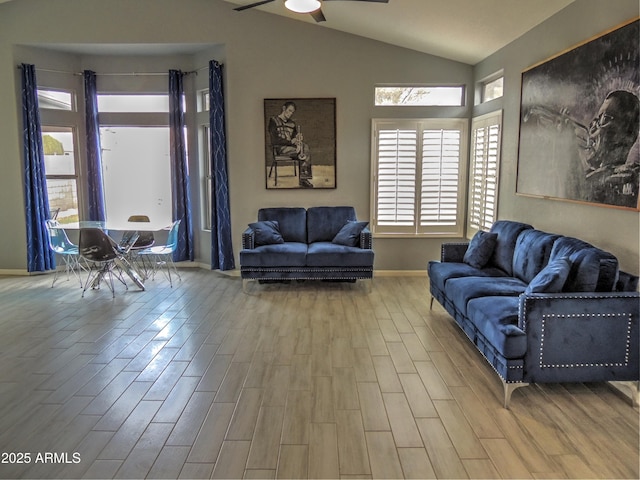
[41,126,79,224]
[37,89,74,111]
[98,93,175,226]
[375,86,465,106]
[468,111,502,233]
[371,118,468,236]
[481,76,503,103]
[97,94,169,113]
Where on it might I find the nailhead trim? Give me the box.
[539,312,633,368]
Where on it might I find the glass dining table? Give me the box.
[54,220,171,292]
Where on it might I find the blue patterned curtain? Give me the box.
[83,70,106,222]
[209,60,235,271]
[169,70,194,261]
[20,63,55,272]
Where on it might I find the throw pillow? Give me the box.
[463,231,498,269]
[525,257,572,294]
[332,221,369,247]
[249,220,284,246]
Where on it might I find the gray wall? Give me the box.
[0,0,637,276]
[474,0,639,274]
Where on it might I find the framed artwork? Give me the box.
[517,18,639,210]
[264,97,336,189]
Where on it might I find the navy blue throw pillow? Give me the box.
[525,257,571,294]
[249,220,284,246]
[332,221,369,247]
[463,231,498,269]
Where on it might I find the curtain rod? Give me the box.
[16,65,199,76]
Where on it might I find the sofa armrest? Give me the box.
[359,227,373,249]
[441,242,469,262]
[518,292,639,383]
[242,227,255,250]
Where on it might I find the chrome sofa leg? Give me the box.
[503,381,529,408]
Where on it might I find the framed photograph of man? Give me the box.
[264,97,336,189]
[516,18,639,210]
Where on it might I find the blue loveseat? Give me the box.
[240,206,374,288]
[428,220,639,407]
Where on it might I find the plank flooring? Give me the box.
[0,270,637,479]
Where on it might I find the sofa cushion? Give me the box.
[524,257,571,294]
[487,220,534,275]
[466,296,527,359]
[239,242,307,267]
[307,242,374,267]
[428,261,507,294]
[463,231,497,269]
[249,220,284,246]
[307,206,357,243]
[512,229,560,283]
[550,236,618,292]
[445,276,527,317]
[258,208,307,243]
[333,221,369,247]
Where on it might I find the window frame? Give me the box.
[41,124,80,224]
[370,118,469,238]
[97,92,175,227]
[480,73,504,103]
[467,110,502,235]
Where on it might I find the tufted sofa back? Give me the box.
[307,206,357,243]
[258,207,307,243]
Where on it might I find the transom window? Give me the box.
[375,85,465,106]
[37,89,74,111]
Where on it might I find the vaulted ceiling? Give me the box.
[224,0,575,64]
[0,0,576,64]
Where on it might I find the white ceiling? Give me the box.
[0,0,576,64]
[225,0,575,64]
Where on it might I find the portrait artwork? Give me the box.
[517,18,639,210]
[264,98,336,189]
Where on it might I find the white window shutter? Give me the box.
[469,111,502,233]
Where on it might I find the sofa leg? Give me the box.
[430,296,434,310]
[242,278,252,294]
[503,381,529,408]
[363,278,373,294]
[614,381,640,407]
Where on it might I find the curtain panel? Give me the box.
[209,60,235,271]
[83,70,106,222]
[20,64,55,272]
[168,70,194,262]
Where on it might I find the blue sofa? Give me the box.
[240,206,374,287]
[428,220,639,407]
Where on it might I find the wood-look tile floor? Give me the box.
[0,270,637,479]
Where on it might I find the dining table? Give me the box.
[52,220,172,291]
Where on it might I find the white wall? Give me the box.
[474,0,639,274]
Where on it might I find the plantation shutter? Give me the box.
[372,119,467,236]
[376,126,418,230]
[421,128,461,227]
[469,111,502,233]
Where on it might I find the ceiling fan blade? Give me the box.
[234,0,276,12]
[310,8,326,22]
[322,0,389,3]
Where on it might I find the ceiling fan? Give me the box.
[233,0,389,23]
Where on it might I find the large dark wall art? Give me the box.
[517,18,639,210]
